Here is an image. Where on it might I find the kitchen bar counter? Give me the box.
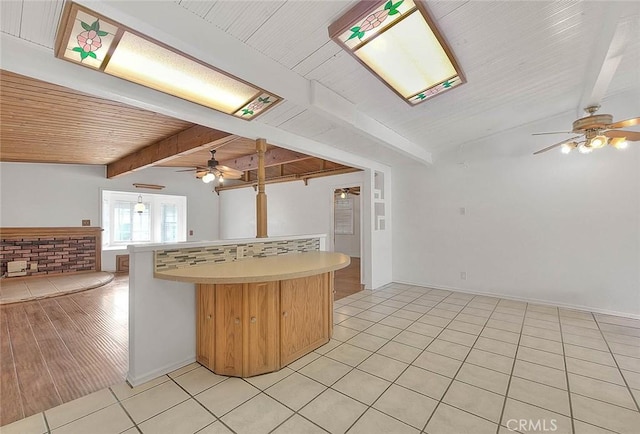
[153,251,349,377]
[154,251,350,284]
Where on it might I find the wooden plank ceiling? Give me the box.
[0,70,359,186]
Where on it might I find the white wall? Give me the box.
[392,92,640,317]
[0,163,220,271]
[219,171,364,240]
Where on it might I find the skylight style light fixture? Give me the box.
[328,0,465,105]
[54,2,281,120]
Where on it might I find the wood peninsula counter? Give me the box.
[154,252,350,377]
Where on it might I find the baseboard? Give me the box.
[127,356,196,387]
[392,279,640,320]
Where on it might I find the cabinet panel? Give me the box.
[280,273,329,366]
[246,281,280,376]
[196,284,215,370]
[116,254,129,273]
[214,283,243,376]
[328,271,334,337]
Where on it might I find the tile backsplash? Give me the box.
[154,237,320,271]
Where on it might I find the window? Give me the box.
[102,190,187,248]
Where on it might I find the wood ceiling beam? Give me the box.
[106,125,236,178]
[220,147,313,172]
[215,167,361,193]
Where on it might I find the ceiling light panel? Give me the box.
[55,2,280,120]
[329,0,465,105]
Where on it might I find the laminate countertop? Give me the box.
[153,251,350,284]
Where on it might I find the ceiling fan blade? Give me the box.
[607,117,640,129]
[222,173,243,180]
[533,136,582,155]
[179,166,209,171]
[216,165,243,177]
[531,131,573,136]
[605,130,640,141]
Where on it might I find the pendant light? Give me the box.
[134,195,146,213]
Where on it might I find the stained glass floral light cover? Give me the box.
[54,2,280,120]
[329,0,464,105]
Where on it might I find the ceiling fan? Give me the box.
[177,150,243,183]
[335,187,360,199]
[532,106,639,155]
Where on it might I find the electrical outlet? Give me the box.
[237,245,245,260]
[30,263,38,271]
[460,271,467,280]
[82,219,91,226]
[459,207,466,216]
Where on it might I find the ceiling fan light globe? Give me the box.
[611,138,628,150]
[560,143,573,154]
[590,135,607,149]
[202,172,215,183]
[578,144,592,154]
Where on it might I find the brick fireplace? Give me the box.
[0,227,102,277]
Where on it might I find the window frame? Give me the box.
[101,190,187,248]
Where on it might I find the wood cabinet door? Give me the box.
[214,283,243,376]
[280,273,329,366]
[245,281,280,376]
[196,284,215,370]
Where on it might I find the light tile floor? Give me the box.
[3,283,639,434]
[0,271,114,304]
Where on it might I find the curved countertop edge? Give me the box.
[153,251,351,284]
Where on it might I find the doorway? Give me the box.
[333,186,364,300]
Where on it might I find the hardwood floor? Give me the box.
[334,257,363,300]
[0,275,129,426]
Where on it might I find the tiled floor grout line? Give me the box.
[347,291,481,433]
[557,305,576,434]
[248,289,420,433]
[591,312,640,413]
[108,387,140,433]
[200,286,639,433]
[267,412,330,434]
[165,374,235,432]
[337,310,639,394]
[310,289,474,431]
[495,301,528,434]
[42,412,51,434]
[310,290,467,432]
[418,294,503,432]
[9,284,639,433]
[129,323,636,434]
[264,287,434,432]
